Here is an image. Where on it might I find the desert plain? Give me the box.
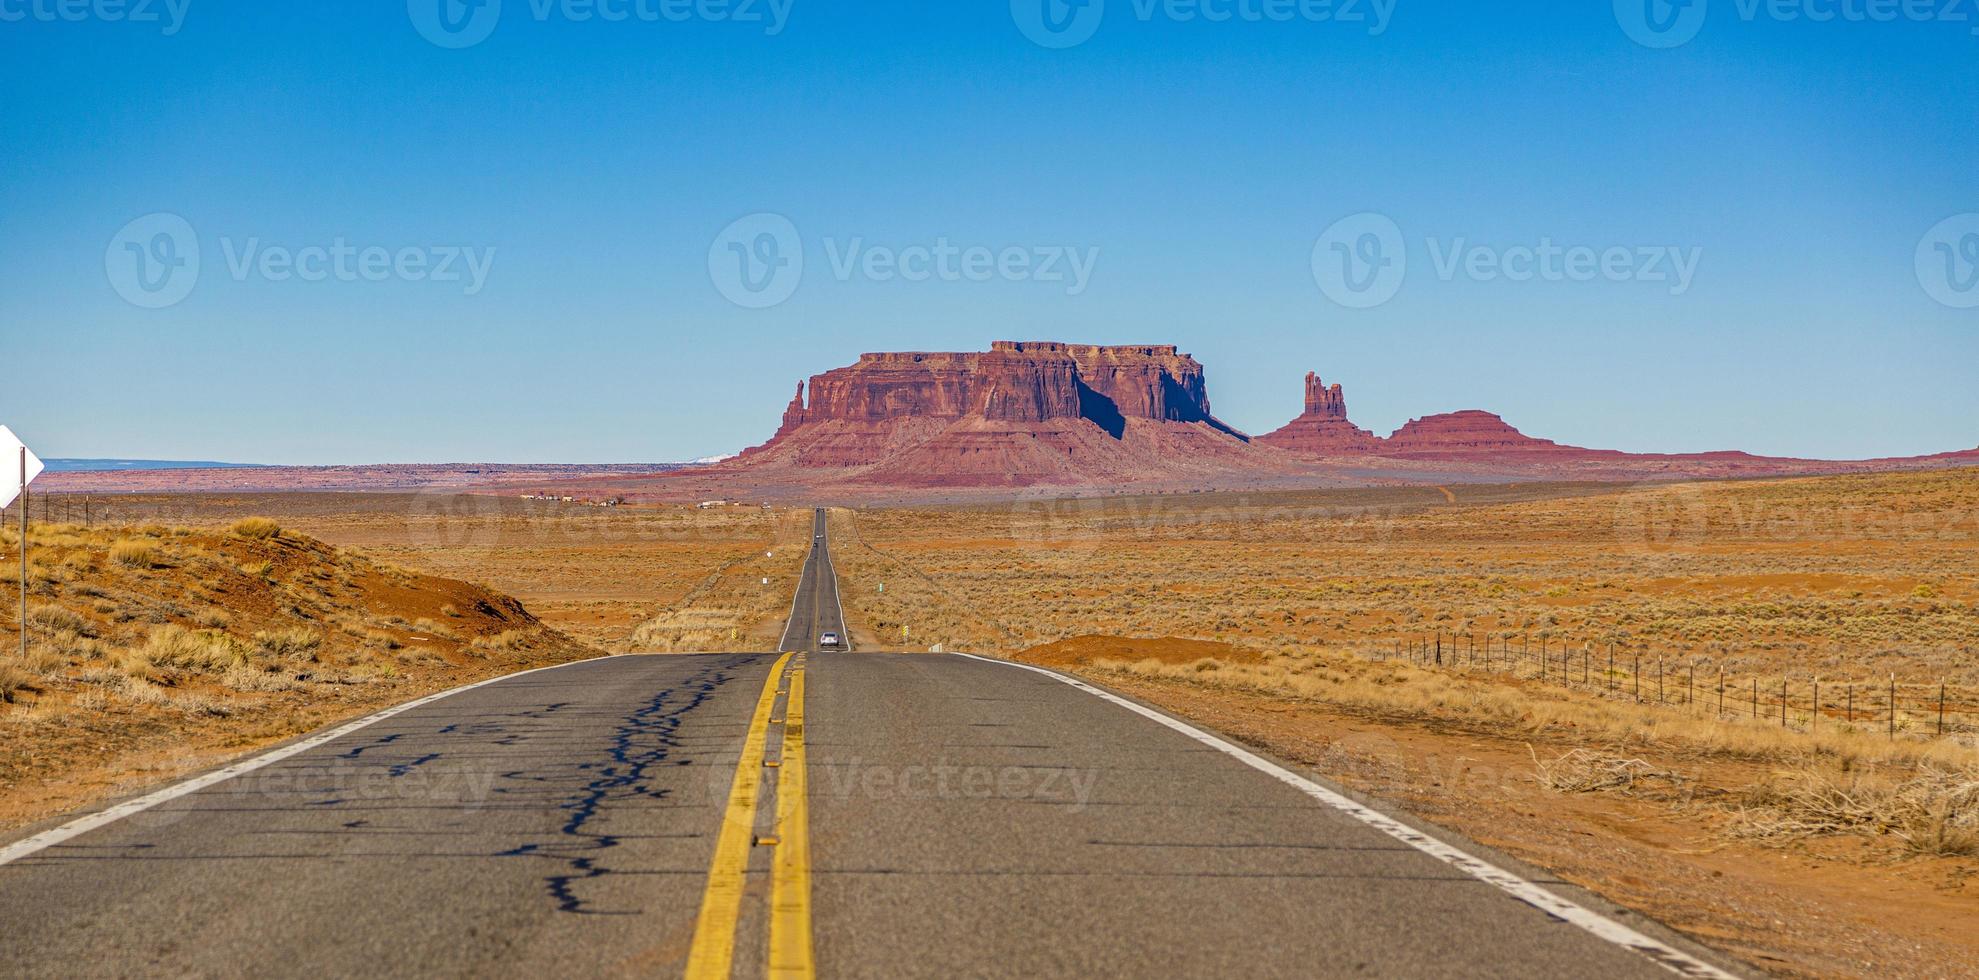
[1,468,1975,978]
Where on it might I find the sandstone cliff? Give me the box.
[1255,373,1382,453]
[726,342,1264,487]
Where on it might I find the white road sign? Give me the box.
[0,427,44,510]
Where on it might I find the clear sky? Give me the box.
[2,1,1975,464]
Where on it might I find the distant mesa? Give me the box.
[679,341,1979,496]
[720,341,1265,488]
[1381,410,1572,457]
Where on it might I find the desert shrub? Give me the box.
[24,643,71,676]
[194,609,232,629]
[470,630,529,654]
[110,540,156,569]
[26,603,89,635]
[253,628,321,663]
[239,560,274,578]
[1730,765,1979,856]
[27,628,108,671]
[440,604,462,618]
[139,625,245,673]
[230,517,281,541]
[0,663,34,702]
[118,675,169,704]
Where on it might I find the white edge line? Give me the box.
[952,653,1740,980]
[0,654,614,868]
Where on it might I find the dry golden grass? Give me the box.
[108,539,155,569]
[1091,647,1979,772]
[833,470,1979,682]
[229,516,282,540]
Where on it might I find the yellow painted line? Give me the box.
[685,652,793,980]
[769,666,814,979]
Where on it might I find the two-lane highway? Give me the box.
[0,511,1743,978]
[778,509,849,655]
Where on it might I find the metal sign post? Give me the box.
[17,447,24,661]
[2,428,46,661]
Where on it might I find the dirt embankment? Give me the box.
[0,519,601,832]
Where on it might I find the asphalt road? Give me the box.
[0,513,1741,979]
[778,509,848,654]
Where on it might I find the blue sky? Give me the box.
[1,1,1975,464]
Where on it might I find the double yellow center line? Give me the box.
[685,652,814,979]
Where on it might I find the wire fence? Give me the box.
[1,493,124,529]
[1373,632,1977,742]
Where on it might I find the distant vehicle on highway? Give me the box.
[819,631,841,649]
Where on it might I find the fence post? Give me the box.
[1846,683,1853,724]
[1750,678,1757,719]
[1717,667,1724,718]
[1812,680,1818,732]
[1939,681,1946,736]
[1633,651,1640,700]
[1889,676,1896,738]
[1780,678,1787,728]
